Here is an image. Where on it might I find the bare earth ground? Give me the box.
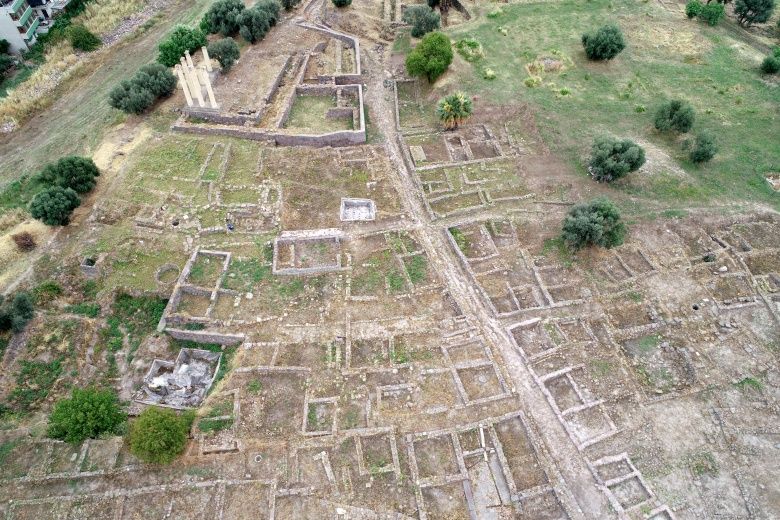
[0,0,778,519]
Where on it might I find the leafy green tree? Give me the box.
[134,63,177,98]
[157,25,207,67]
[405,31,453,83]
[761,55,780,73]
[689,132,718,163]
[67,25,101,52]
[562,198,627,250]
[202,0,245,36]
[48,388,126,444]
[735,0,775,26]
[255,0,281,24]
[29,187,81,226]
[238,6,270,43]
[109,80,155,114]
[332,0,351,6]
[699,3,725,25]
[581,24,625,61]
[588,137,646,183]
[686,0,704,17]
[654,100,695,133]
[208,38,240,71]
[402,5,440,38]
[39,156,100,194]
[436,92,473,130]
[128,407,193,464]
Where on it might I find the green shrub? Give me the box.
[202,0,245,36]
[238,6,270,43]
[699,3,725,25]
[561,198,627,250]
[109,64,176,114]
[436,92,473,130]
[760,55,780,73]
[38,156,100,194]
[280,0,300,11]
[0,54,13,78]
[157,25,206,67]
[654,100,695,133]
[0,292,35,333]
[33,280,63,305]
[581,24,625,61]
[255,0,281,24]
[0,39,9,54]
[685,0,703,18]
[735,0,775,27]
[332,0,351,6]
[128,407,193,464]
[402,5,440,38]
[208,38,240,71]
[47,388,126,443]
[588,136,646,182]
[405,31,453,83]
[690,132,718,163]
[68,25,101,52]
[29,187,80,226]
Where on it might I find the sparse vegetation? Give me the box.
[11,232,36,252]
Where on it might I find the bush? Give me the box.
[581,24,625,61]
[109,64,176,114]
[699,3,725,25]
[238,6,271,43]
[109,80,155,114]
[11,232,36,252]
[436,92,473,130]
[39,156,100,194]
[690,132,718,163]
[202,0,245,36]
[589,137,646,182]
[47,388,126,444]
[402,5,440,38]
[0,39,9,54]
[332,0,351,6]
[760,55,780,73]
[561,198,627,251]
[654,100,695,133]
[0,292,35,333]
[128,407,193,464]
[686,0,703,17]
[405,31,453,83]
[735,0,775,26]
[157,25,207,67]
[208,38,240,71]
[29,187,80,226]
[255,0,281,24]
[68,25,101,52]
[0,55,13,78]
[280,0,301,10]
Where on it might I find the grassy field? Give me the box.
[442,0,779,211]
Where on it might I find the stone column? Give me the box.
[175,64,194,107]
[201,45,213,72]
[199,67,218,109]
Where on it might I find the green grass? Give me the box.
[689,451,718,477]
[285,95,352,133]
[198,417,233,432]
[222,258,272,292]
[65,302,101,318]
[445,0,780,210]
[8,359,63,412]
[33,280,63,305]
[733,376,763,392]
[637,335,661,354]
[541,236,574,267]
[0,64,36,98]
[449,227,469,254]
[404,255,428,284]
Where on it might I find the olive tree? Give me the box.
[38,156,100,194]
[588,137,646,183]
[561,198,627,251]
[402,5,440,38]
[581,24,625,61]
[208,38,240,71]
[654,100,695,133]
[735,0,775,26]
[29,187,81,226]
[405,31,453,83]
[48,388,126,444]
[128,407,194,464]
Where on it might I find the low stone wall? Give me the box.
[166,328,245,346]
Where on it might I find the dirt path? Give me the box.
[360,43,616,519]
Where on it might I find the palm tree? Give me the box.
[436,92,473,130]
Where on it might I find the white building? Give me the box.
[1,0,69,54]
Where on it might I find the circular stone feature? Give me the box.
[156,263,180,285]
